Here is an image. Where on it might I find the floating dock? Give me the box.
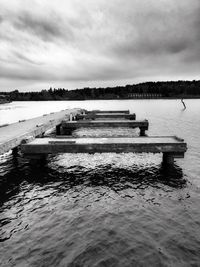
[85,110,130,114]
[77,112,136,120]
[61,120,149,136]
[0,108,81,155]
[21,136,187,163]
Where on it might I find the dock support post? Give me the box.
[139,128,146,136]
[162,153,174,165]
[56,124,61,135]
[130,114,136,120]
[65,128,74,135]
[12,147,18,157]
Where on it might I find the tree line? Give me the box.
[1,80,200,101]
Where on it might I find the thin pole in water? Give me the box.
[181,98,186,109]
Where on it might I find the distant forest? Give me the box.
[1,80,200,101]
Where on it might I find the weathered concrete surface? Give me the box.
[0,108,81,155]
[21,136,187,158]
[80,113,136,120]
[62,120,148,129]
[61,119,149,136]
[86,110,130,114]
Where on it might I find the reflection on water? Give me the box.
[0,151,190,266]
[0,152,186,206]
[0,100,200,266]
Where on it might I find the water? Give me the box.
[0,100,200,266]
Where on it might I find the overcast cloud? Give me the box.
[0,0,200,91]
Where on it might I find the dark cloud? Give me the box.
[13,12,71,42]
[109,2,200,60]
[112,39,189,60]
[13,51,42,65]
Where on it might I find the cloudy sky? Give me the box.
[0,0,200,91]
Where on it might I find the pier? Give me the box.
[84,110,130,114]
[61,120,149,136]
[21,136,187,164]
[76,111,136,120]
[0,109,187,165]
[88,113,136,120]
[0,108,81,155]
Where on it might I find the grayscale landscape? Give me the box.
[0,1,200,266]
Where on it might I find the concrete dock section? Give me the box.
[86,110,130,114]
[79,113,136,120]
[61,120,149,136]
[21,136,187,163]
[0,108,81,155]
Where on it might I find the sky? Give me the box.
[0,0,200,91]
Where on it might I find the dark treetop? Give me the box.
[1,80,200,101]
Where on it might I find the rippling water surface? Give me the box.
[0,100,200,266]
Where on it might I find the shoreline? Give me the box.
[0,100,11,104]
[3,97,200,102]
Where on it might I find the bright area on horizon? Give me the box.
[0,0,200,92]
